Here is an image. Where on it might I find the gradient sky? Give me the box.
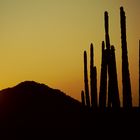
[0,0,139,106]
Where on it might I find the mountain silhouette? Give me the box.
[0,81,85,129]
[0,81,139,138]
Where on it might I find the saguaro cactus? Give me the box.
[99,41,107,109]
[104,11,120,108]
[139,40,140,107]
[90,44,94,108]
[104,11,112,108]
[90,43,97,109]
[109,46,120,108]
[84,51,90,108]
[105,11,110,50]
[120,7,132,108]
[92,66,97,108]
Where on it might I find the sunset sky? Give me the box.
[0,0,139,106]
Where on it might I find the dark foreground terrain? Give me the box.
[0,81,139,138]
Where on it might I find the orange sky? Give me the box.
[0,0,139,106]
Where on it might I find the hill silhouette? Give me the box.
[0,81,85,129]
[0,81,139,139]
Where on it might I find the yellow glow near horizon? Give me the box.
[0,0,139,106]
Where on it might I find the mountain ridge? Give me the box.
[0,80,139,139]
[0,81,85,128]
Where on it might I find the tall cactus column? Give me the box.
[120,7,132,108]
[90,44,97,109]
[90,44,94,108]
[139,40,140,107]
[104,11,112,107]
[104,11,120,108]
[105,11,110,50]
[99,41,107,109]
[110,46,120,108]
[84,51,90,108]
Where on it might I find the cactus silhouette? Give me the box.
[104,11,112,107]
[109,46,120,108]
[81,90,86,106]
[104,11,120,108]
[99,41,107,109]
[105,11,110,50]
[81,7,134,110]
[92,66,97,108]
[90,43,97,109]
[84,51,90,108]
[139,40,140,107]
[120,7,132,108]
[104,11,111,106]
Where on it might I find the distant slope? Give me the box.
[0,81,84,128]
[0,81,139,138]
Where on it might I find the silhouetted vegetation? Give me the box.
[83,10,121,109]
[82,43,98,110]
[120,7,132,108]
[81,7,139,112]
[139,40,140,107]
[83,51,90,108]
[99,41,107,109]
[105,11,120,108]
[90,44,97,109]
[109,45,120,108]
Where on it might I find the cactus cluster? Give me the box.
[101,11,120,109]
[81,7,134,110]
[81,44,97,109]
